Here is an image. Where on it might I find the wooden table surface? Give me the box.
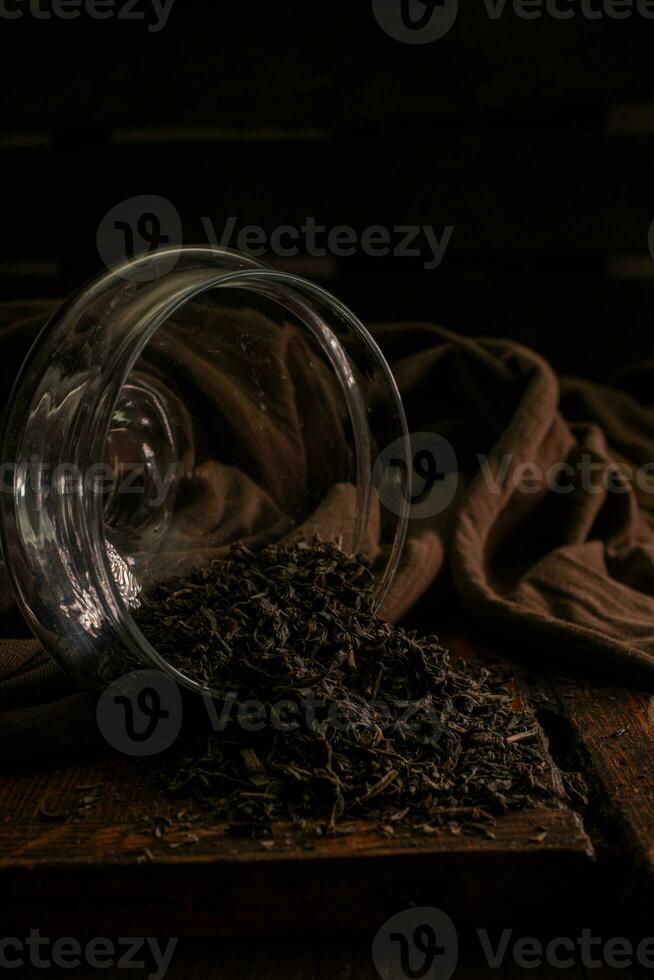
[2,626,654,975]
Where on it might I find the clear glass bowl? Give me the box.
[0,247,409,694]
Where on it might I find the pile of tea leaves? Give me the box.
[135,541,557,835]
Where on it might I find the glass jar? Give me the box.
[0,247,409,694]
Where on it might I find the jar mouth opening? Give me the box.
[83,256,409,697]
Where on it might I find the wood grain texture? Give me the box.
[6,628,654,938]
[0,3,652,130]
[0,130,650,264]
[541,676,654,883]
[443,626,654,909]
[0,747,592,935]
[0,639,595,936]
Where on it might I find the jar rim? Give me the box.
[2,246,410,696]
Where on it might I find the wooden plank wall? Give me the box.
[1,1,654,377]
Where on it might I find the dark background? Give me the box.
[1,0,653,378]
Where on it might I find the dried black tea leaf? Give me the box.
[135,542,557,834]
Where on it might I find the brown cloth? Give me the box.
[2,300,654,760]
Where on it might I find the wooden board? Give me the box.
[0,752,592,936]
[446,627,654,911]
[1,130,652,264]
[0,635,595,936]
[1,3,652,130]
[536,673,654,892]
[7,627,654,937]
